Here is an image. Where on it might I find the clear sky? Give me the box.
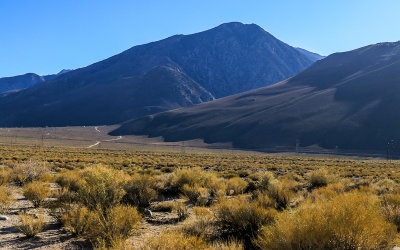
[1,0,399,78]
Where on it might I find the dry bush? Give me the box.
[309,168,334,188]
[55,170,84,192]
[309,183,345,201]
[182,184,210,206]
[213,197,277,244]
[253,171,276,191]
[374,178,397,194]
[252,191,275,209]
[23,181,50,207]
[0,167,12,185]
[17,212,47,237]
[175,201,189,221]
[0,185,14,213]
[61,206,91,236]
[123,174,157,208]
[168,168,216,194]
[11,160,50,186]
[77,165,127,210]
[181,206,216,239]
[205,175,227,199]
[279,177,302,192]
[266,180,293,210]
[226,177,247,195]
[256,191,397,249]
[141,231,208,250]
[170,168,205,193]
[382,193,400,231]
[86,205,142,248]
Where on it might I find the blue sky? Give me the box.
[1,0,399,77]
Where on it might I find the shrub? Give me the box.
[253,171,276,191]
[226,177,247,195]
[23,181,50,207]
[253,191,275,209]
[205,175,227,199]
[266,180,293,210]
[213,197,277,245]
[141,231,208,250]
[310,183,345,201]
[0,167,12,185]
[61,206,91,236]
[0,185,14,213]
[181,206,216,239]
[256,191,397,249]
[77,165,127,210]
[55,170,84,192]
[11,160,50,186]
[169,168,215,194]
[175,202,189,221]
[169,168,204,193]
[374,179,397,194]
[17,212,47,237]
[182,184,211,206]
[86,205,142,248]
[123,174,158,209]
[309,168,331,188]
[382,193,400,231]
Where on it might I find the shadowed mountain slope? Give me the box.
[0,22,318,126]
[111,41,400,153]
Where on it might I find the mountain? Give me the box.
[0,22,318,127]
[0,73,45,94]
[111,41,400,153]
[0,69,72,95]
[295,48,325,61]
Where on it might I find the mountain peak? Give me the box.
[0,22,318,127]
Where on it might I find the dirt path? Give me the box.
[86,127,122,148]
[86,141,101,148]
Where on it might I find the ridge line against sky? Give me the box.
[1,0,399,78]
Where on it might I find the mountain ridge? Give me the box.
[0,22,319,127]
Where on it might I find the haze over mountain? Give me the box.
[0,22,319,127]
[112,41,400,153]
[0,69,72,95]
